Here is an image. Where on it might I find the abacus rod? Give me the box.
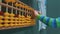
[0,0,2,11]
[0,2,31,14]
[16,7,17,14]
[22,12,23,16]
[19,7,21,15]
[11,2,13,13]
[19,11,20,15]
[26,9,28,17]
[6,2,8,12]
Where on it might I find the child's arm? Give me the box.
[37,14,60,28]
[34,10,60,28]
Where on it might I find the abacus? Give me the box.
[0,0,35,30]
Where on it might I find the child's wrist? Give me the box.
[36,14,40,19]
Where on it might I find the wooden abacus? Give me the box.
[0,0,35,30]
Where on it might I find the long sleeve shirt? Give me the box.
[37,14,60,28]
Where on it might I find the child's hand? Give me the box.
[34,10,41,16]
[31,10,41,19]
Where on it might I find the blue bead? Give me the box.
[52,18,57,28]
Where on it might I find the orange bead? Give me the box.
[22,5,25,8]
[15,3,19,7]
[11,0,16,3]
[19,4,23,7]
[25,6,28,9]
[5,0,11,3]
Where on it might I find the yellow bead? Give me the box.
[16,18,19,21]
[4,12,9,16]
[22,21,25,23]
[10,17,15,19]
[15,23,18,26]
[19,21,21,23]
[9,13,15,17]
[11,21,15,22]
[17,18,19,20]
[18,18,21,21]
[0,24,4,27]
[10,24,14,26]
[31,19,36,25]
[4,20,9,23]
[0,16,3,19]
[4,24,9,27]
[0,20,3,22]
[27,21,31,22]
[27,16,31,18]
[18,15,21,17]
[22,15,25,18]
[4,17,9,19]
[14,18,18,23]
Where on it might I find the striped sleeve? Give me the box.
[37,15,60,28]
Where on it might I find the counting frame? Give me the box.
[0,0,35,30]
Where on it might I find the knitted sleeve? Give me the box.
[37,14,60,28]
